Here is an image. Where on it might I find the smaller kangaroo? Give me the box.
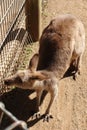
[4,14,85,122]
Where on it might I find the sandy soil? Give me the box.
[0,0,87,130]
[29,0,87,130]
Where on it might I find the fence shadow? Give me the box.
[1,28,29,52]
[6,28,27,43]
[63,64,76,80]
[0,88,47,129]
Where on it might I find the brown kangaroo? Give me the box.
[4,14,85,122]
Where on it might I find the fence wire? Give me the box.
[0,0,33,95]
[0,102,28,130]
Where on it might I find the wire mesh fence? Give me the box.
[0,0,41,129]
[0,0,34,95]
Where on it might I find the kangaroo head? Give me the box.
[4,54,49,89]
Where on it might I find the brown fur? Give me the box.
[37,14,85,78]
[4,14,85,121]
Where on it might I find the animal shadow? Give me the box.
[0,88,47,129]
[63,64,77,79]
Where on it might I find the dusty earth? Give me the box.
[30,0,87,130]
[0,0,87,130]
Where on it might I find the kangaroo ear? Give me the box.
[30,71,50,81]
[28,53,39,72]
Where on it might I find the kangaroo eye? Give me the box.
[15,76,22,84]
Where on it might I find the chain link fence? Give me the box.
[0,0,41,129]
[0,0,34,129]
[0,0,41,95]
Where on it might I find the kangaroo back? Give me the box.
[37,14,85,78]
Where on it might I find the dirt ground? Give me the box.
[0,0,87,130]
[30,0,87,130]
[29,1,87,130]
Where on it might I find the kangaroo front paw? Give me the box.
[43,114,53,122]
[32,111,41,119]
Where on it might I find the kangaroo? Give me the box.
[4,14,85,122]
